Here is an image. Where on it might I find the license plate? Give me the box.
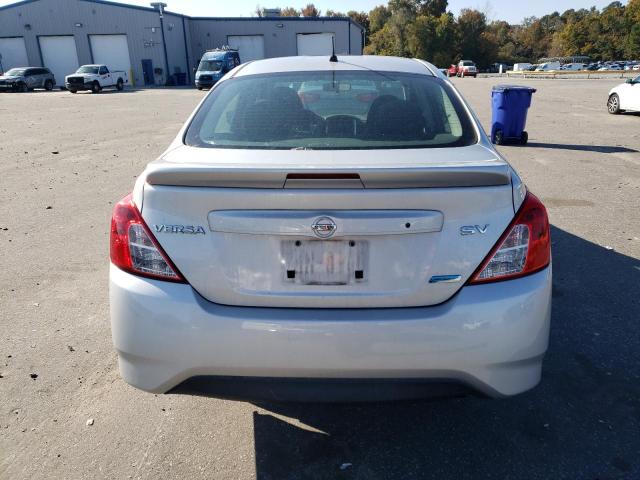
[281,240,369,285]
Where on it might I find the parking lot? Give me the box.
[1,77,639,479]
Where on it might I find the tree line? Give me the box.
[256,0,640,67]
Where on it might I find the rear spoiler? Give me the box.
[144,165,511,189]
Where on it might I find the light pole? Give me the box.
[150,2,170,85]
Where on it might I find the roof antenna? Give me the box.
[329,36,338,63]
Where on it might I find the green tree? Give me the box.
[418,0,448,17]
[356,0,639,63]
[347,11,370,41]
[280,7,299,17]
[456,9,490,66]
[408,12,456,65]
[625,0,640,58]
[301,4,320,17]
[369,5,392,33]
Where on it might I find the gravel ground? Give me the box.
[1,77,639,480]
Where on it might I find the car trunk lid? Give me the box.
[139,145,515,308]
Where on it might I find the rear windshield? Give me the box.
[185,70,477,150]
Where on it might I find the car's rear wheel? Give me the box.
[607,93,621,114]
[91,81,101,94]
[44,79,54,91]
[116,79,124,91]
[69,88,77,94]
[520,131,528,145]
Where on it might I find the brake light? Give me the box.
[110,194,186,282]
[469,191,550,284]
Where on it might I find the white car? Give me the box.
[599,64,622,71]
[607,75,640,114]
[457,60,477,77]
[110,56,552,401]
[560,63,585,71]
[65,64,128,93]
[535,62,561,71]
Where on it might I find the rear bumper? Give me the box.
[110,264,552,400]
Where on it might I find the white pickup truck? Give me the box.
[65,64,128,93]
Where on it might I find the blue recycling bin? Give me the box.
[491,85,536,145]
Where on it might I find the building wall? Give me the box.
[0,0,364,85]
[0,0,189,85]
[188,18,362,68]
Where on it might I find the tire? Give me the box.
[607,93,621,114]
[520,131,528,145]
[69,89,77,94]
[116,79,124,91]
[197,86,203,90]
[494,130,504,145]
[91,81,101,94]
[18,82,28,93]
[44,80,53,91]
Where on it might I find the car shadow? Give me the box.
[249,226,640,480]
[66,86,195,95]
[67,88,142,95]
[526,142,638,153]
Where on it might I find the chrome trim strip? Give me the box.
[429,275,462,284]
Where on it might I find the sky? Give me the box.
[0,0,623,24]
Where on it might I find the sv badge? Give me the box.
[460,224,489,236]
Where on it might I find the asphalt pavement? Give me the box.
[1,77,639,479]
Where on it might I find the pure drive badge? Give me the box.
[154,224,206,235]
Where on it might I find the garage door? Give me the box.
[227,35,265,63]
[39,36,79,85]
[0,37,28,73]
[297,33,335,56]
[89,35,131,73]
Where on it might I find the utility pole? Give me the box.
[151,2,170,85]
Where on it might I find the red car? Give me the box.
[446,64,458,77]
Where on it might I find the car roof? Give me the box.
[203,51,234,59]
[234,56,437,77]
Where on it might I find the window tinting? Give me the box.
[185,71,477,150]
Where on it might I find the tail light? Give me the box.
[469,191,550,284]
[110,194,186,283]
